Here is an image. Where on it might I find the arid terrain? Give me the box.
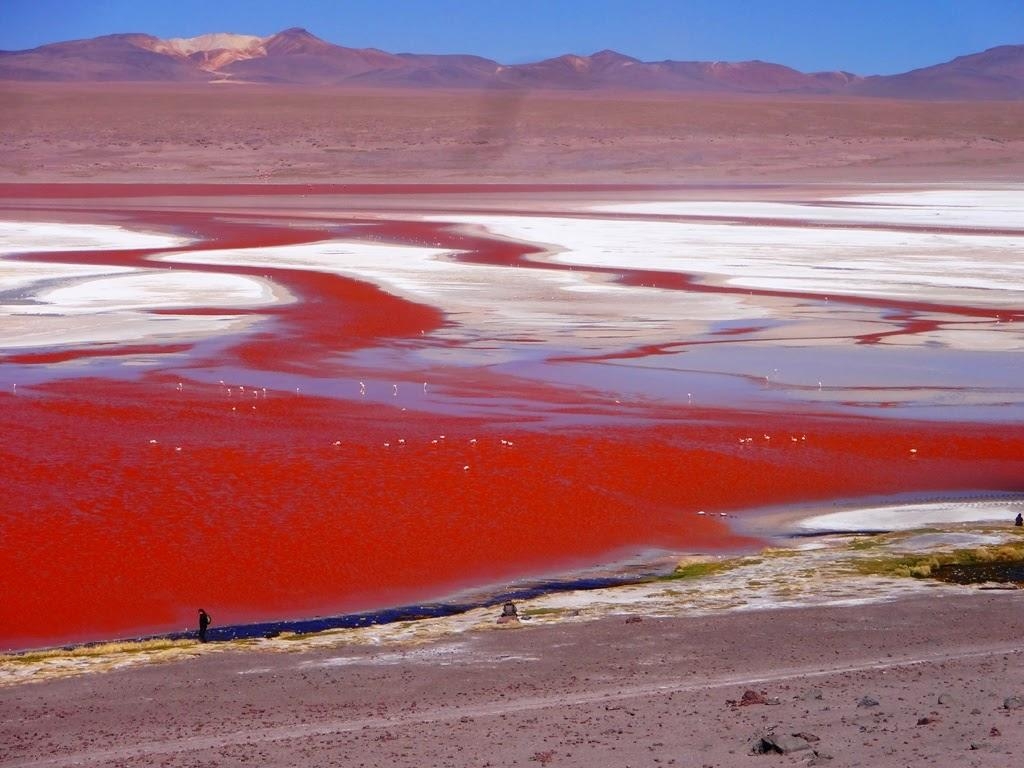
[2,80,1024,767]
[3,84,1024,183]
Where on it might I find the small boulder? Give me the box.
[740,689,769,706]
[857,695,880,708]
[1003,695,1024,710]
[751,732,811,755]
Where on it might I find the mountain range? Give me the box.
[1,27,1022,99]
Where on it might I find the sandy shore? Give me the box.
[3,587,1023,766]
[3,521,1024,766]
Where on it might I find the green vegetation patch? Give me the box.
[852,541,1024,580]
[1,638,190,666]
[521,607,566,618]
[658,556,761,582]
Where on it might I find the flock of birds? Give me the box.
[139,376,924,504]
[143,378,923,460]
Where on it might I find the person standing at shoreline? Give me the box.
[198,609,212,642]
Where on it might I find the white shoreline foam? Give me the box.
[0,221,274,349]
[159,239,765,355]
[796,500,1024,533]
[438,212,1024,310]
[3,190,1022,371]
[594,189,1024,230]
[0,221,191,255]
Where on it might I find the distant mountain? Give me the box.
[0,27,1021,99]
[852,44,1024,99]
[0,33,210,81]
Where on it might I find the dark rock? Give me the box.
[990,726,1001,737]
[857,695,880,708]
[1003,695,1024,710]
[937,693,953,705]
[624,616,643,624]
[739,689,769,706]
[751,732,812,755]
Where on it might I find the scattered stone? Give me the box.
[916,716,938,726]
[971,708,982,715]
[807,750,834,765]
[857,695,880,708]
[937,693,953,705]
[730,689,769,707]
[751,732,812,755]
[1003,695,1024,710]
[792,732,820,743]
[530,749,556,765]
[625,616,643,624]
[990,726,1001,737]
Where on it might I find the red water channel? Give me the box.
[1,185,1022,650]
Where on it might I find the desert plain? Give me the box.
[1,83,1024,766]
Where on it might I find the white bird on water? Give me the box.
[359,381,366,396]
[393,384,398,397]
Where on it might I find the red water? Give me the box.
[1,184,1022,650]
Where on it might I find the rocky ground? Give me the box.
[2,83,1024,184]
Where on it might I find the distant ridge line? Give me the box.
[1,27,1022,99]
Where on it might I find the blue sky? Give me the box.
[1,0,1022,75]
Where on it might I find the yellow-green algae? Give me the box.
[850,540,1024,579]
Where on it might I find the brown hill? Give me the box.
[0,28,1020,99]
[853,45,1024,99]
[0,33,210,81]
[217,28,411,84]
